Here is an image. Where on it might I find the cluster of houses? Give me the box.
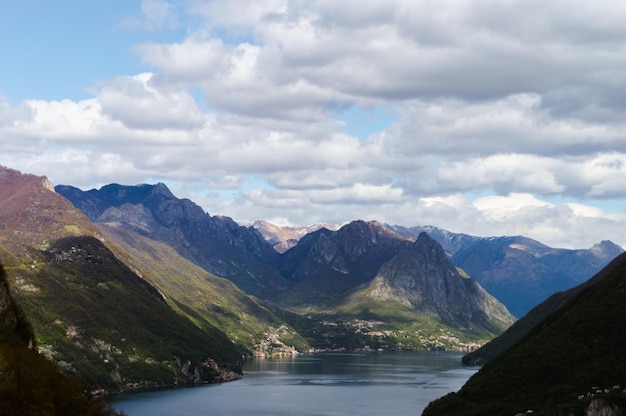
[578,384,624,400]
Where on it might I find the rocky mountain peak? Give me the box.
[41,177,55,192]
[414,231,448,260]
[151,182,175,198]
[303,220,407,268]
[0,167,98,248]
[250,220,341,253]
[590,240,623,259]
[333,220,406,255]
[368,232,515,334]
[56,182,286,297]
[0,165,54,197]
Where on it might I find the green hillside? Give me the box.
[96,223,310,354]
[422,253,626,415]
[6,235,242,389]
[0,166,243,390]
[1,264,124,416]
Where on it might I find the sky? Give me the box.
[2,0,626,249]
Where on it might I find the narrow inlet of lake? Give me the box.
[114,351,478,416]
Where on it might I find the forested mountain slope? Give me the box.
[422,252,626,415]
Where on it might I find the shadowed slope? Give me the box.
[422,252,626,415]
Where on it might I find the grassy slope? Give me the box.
[0,168,244,388]
[7,236,241,389]
[340,292,492,349]
[96,224,310,353]
[422,252,626,415]
[1,264,123,416]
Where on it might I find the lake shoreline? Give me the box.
[114,351,478,416]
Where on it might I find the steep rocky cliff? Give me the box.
[388,224,623,317]
[280,221,514,336]
[56,183,288,298]
[367,233,514,334]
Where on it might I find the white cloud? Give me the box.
[98,73,205,129]
[136,38,231,84]
[473,193,554,216]
[0,96,34,128]
[565,203,605,218]
[2,0,626,250]
[121,0,180,32]
[189,0,288,32]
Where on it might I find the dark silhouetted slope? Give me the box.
[461,251,625,365]
[422,251,626,416]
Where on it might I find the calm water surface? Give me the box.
[114,352,477,416]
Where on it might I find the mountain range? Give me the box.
[395,225,622,317]
[1,164,623,398]
[0,165,515,392]
[56,182,514,339]
[260,222,622,317]
[249,219,341,253]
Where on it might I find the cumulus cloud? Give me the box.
[2,0,626,249]
[98,73,206,129]
[121,0,181,32]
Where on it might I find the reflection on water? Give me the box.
[115,352,478,416]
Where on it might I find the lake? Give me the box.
[114,351,478,416]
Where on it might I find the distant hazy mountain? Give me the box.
[422,251,626,416]
[461,246,624,366]
[0,166,242,389]
[249,219,340,253]
[386,224,623,317]
[386,224,483,256]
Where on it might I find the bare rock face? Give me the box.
[250,220,340,253]
[586,398,624,416]
[57,182,288,298]
[369,233,515,334]
[388,224,623,318]
[281,222,514,334]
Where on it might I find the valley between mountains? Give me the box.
[0,165,623,404]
